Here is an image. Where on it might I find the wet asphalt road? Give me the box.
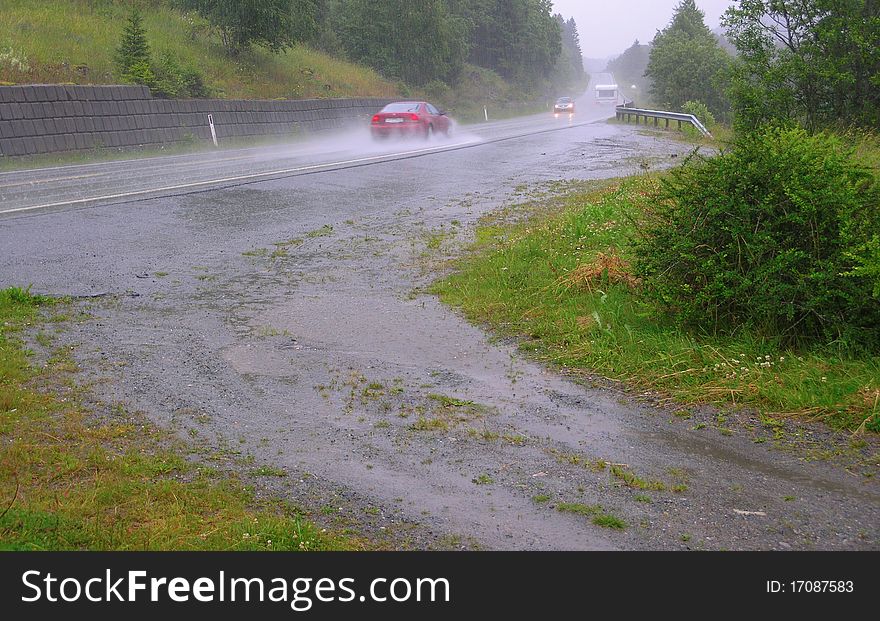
[1,99,878,550]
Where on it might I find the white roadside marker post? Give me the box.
[207,114,218,147]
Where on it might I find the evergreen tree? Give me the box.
[550,15,587,91]
[115,9,154,84]
[646,0,732,118]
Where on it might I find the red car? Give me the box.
[370,101,452,140]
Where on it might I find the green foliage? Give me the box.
[115,9,152,81]
[0,286,51,309]
[433,177,880,431]
[8,0,585,108]
[846,234,880,298]
[454,0,561,89]
[114,8,210,98]
[176,0,304,55]
[122,60,157,89]
[723,0,880,130]
[338,0,468,87]
[152,52,212,98]
[634,126,880,351]
[646,0,732,119]
[549,14,587,92]
[0,0,396,100]
[681,100,715,126]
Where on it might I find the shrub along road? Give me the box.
[1,106,877,550]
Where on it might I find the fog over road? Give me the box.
[0,94,603,217]
[2,94,877,550]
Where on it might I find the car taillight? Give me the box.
[371,114,381,124]
[409,113,420,121]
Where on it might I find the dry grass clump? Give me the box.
[563,250,640,291]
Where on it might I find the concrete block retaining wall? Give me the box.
[0,84,393,157]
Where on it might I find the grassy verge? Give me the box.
[431,176,880,433]
[607,116,734,151]
[0,287,356,550]
[0,0,397,100]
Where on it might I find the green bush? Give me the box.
[121,59,157,90]
[152,52,211,98]
[115,9,210,98]
[681,100,715,127]
[634,126,880,352]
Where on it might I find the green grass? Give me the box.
[591,514,627,530]
[409,417,448,432]
[428,394,476,408]
[432,176,880,433]
[305,225,334,238]
[556,502,627,529]
[425,229,453,251]
[609,465,667,492]
[0,287,359,550]
[609,115,735,151]
[0,0,397,100]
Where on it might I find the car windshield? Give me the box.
[556,98,571,104]
[382,103,422,113]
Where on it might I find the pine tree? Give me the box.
[115,9,152,80]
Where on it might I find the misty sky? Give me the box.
[552,0,735,58]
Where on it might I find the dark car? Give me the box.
[370,101,452,140]
[554,97,575,114]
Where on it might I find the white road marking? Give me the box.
[0,146,283,177]
[0,142,464,215]
[0,116,610,216]
[0,171,105,189]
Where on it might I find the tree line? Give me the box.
[165,0,584,92]
[608,0,878,131]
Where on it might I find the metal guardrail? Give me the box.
[615,104,713,138]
